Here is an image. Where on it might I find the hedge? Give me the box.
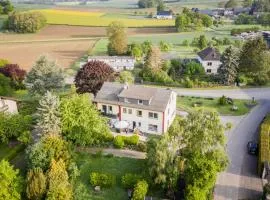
[113,135,140,149]
[121,173,143,189]
[258,115,270,175]
[90,172,116,188]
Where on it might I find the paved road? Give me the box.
[174,87,270,200]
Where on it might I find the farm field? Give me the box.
[32,9,175,27]
[0,39,96,70]
[0,25,176,41]
[177,96,255,116]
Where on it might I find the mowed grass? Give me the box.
[33,9,174,27]
[177,96,256,116]
[75,152,146,200]
[92,26,235,57]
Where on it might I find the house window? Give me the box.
[138,122,141,127]
[128,109,132,114]
[148,124,158,132]
[149,112,158,119]
[206,69,212,73]
[123,108,127,113]
[207,62,212,66]
[137,110,142,117]
[138,100,143,105]
[109,106,112,112]
[102,105,106,113]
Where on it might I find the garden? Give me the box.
[177,95,256,116]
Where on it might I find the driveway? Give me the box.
[174,87,270,200]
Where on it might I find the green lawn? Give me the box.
[75,152,151,200]
[177,96,256,116]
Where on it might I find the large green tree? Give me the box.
[46,159,73,200]
[147,134,181,193]
[25,56,65,96]
[36,91,61,136]
[0,160,22,200]
[26,168,47,200]
[218,46,240,85]
[107,21,128,55]
[239,37,270,85]
[144,46,162,71]
[60,94,112,146]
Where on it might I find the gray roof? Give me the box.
[157,11,172,16]
[197,47,221,61]
[88,56,135,60]
[94,82,173,112]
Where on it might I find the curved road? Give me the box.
[174,88,270,200]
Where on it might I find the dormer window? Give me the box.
[138,100,143,105]
[207,62,212,66]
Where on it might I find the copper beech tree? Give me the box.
[74,60,114,96]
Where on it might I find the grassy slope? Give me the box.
[177,96,255,115]
[75,153,147,200]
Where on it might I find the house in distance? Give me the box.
[156,11,173,19]
[197,47,221,74]
[81,56,136,72]
[94,82,177,135]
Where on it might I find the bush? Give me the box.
[218,95,227,105]
[124,135,139,145]
[0,64,26,89]
[137,142,147,152]
[114,136,125,149]
[0,74,13,96]
[121,173,142,189]
[90,172,116,188]
[7,12,46,33]
[132,180,148,200]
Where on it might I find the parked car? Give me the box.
[247,141,258,155]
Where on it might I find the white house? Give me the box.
[197,47,221,74]
[0,97,18,114]
[156,11,173,19]
[94,82,177,135]
[84,56,136,72]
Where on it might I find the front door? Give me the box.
[133,121,136,130]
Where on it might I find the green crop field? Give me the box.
[33,9,175,27]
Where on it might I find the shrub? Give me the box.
[114,136,125,149]
[0,74,13,96]
[132,180,148,200]
[137,142,147,152]
[218,95,227,105]
[124,135,139,145]
[8,12,46,33]
[0,59,9,67]
[0,64,26,89]
[121,173,142,189]
[90,172,116,188]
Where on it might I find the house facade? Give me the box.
[0,97,18,114]
[83,56,136,72]
[197,47,221,74]
[94,82,177,135]
[156,11,173,19]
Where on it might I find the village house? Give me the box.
[94,82,177,135]
[82,56,136,72]
[197,47,221,74]
[156,11,173,19]
[0,96,18,114]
